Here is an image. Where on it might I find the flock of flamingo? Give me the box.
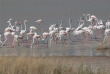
[0,14,110,48]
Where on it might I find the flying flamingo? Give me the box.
[35,19,43,31]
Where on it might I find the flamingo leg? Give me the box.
[95,29,98,39]
[81,36,83,45]
[86,33,88,43]
[14,41,16,48]
[47,38,48,48]
[8,36,10,46]
[12,36,14,44]
[36,39,39,47]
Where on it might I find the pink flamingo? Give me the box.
[31,32,41,48]
[35,19,43,31]
[4,31,11,46]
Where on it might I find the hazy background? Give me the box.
[0,0,110,30]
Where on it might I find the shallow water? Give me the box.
[0,0,110,56]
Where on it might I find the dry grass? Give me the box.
[96,42,108,51]
[0,56,106,74]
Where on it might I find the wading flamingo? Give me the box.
[31,32,41,48]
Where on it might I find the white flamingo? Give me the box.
[26,29,35,44]
[5,19,13,32]
[49,24,56,31]
[0,34,3,46]
[106,20,110,29]
[35,19,43,31]
[73,19,85,44]
[4,31,11,46]
[57,29,67,44]
[103,25,110,43]
[31,32,41,48]
[93,18,105,39]
[83,14,97,26]
[20,20,27,35]
[59,20,66,30]
[29,26,37,31]
[66,19,74,41]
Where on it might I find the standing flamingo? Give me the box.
[73,18,85,44]
[103,24,110,44]
[106,20,110,29]
[20,20,27,35]
[93,19,105,39]
[66,18,74,41]
[4,31,11,46]
[0,34,3,46]
[26,29,35,44]
[83,14,97,26]
[31,32,41,48]
[20,20,28,41]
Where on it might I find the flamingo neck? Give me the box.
[59,20,63,29]
[24,21,27,31]
[9,21,12,28]
[86,14,90,21]
[21,25,22,31]
[69,19,71,28]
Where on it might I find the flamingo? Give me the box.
[20,20,28,42]
[73,19,85,44]
[49,28,59,45]
[26,29,35,44]
[83,14,97,26]
[42,32,50,47]
[59,20,66,30]
[4,31,11,46]
[31,32,41,48]
[49,24,56,31]
[66,19,74,41]
[5,19,13,32]
[12,34,24,48]
[106,20,110,29]
[57,30,67,44]
[103,24,110,44]
[29,26,37,32]
[0,34,3,46]
[35,19,43,31]
[7,18,13,28]
[82,25,93,42]
[93,19,105,39]
[20,20,27,35]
